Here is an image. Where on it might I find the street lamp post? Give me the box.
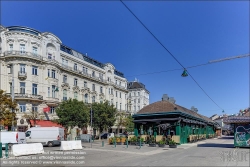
[90,106,92,148]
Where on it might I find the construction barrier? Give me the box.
[60,141,82,151]
[12,143,44,157]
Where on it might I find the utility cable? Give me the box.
[120,0,224,110]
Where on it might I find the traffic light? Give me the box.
[181,69,188,77]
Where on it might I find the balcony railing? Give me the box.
[4,51,43,60]
[6,93,43,100]
[18,71,27,79]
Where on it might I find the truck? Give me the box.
[0,131,26,149]
[25,127,64,147]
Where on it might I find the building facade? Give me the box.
[0,25,128,132]
[127,80,150,114]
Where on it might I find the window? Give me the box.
[119,81,121,86]
[32,104,38,112]
[100,98,103,103]
[138,99,140,103]
[84,94,88,103]
[111,99,113,105]
[20,82,25,94]
[134,92,136,96]
[52,85,56,98]
[50,107,56,114]
[92,71,95,77]
[74,63,77,71]
[47,69,50,77]
[20,64,26,73]
[86,68,88,74]
[116,80,117,85]
[99,73,103,79]
[120,103,122,111]
[116,102,118,109]
[111,89,113,95]
[134,99,136,103]
[32,84,37,95]
[48,53,52,59]
[48,87,50,97]
[82,67,85,73]
[109,88,111,94]
[74,92,78,99]
[116,91,117,97]
[51,70,56,78]
[125,94,127,99]
[9,44,13,51]
[92,96,95,103]
[32,47,37,54]
[20,44,25,53]
[63,75,67,83]
[138,92,140,96]
[138,106,140,110]
[74,78,78,86]
[32,66,38,75]
[120,92,121,98]
[92,84,95,91]
[134,106,136,111]
[100,86,103,93]
[63,90,67,101]
[125,104,127,111]
[84,81,87,88]
[19,104,26,112]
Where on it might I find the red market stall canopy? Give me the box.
[223,116,250,124]
[30,120,64,128]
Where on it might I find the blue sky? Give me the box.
[2,1,249,117]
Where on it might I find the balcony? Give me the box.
[45,97,59,104]
[6,93,43,100]
[3,51,43,60]
[18,71,27,80]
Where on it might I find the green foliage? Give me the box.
[149,136,155,144]
[124,114,134,132]
[55,99,89,129]
[168,139,177,145]
[115,111,127,133]
[129,136,137,142]
[0,90,17,128]
[140,137,144,142]
[92,101,117,134]
[158,139,166,145]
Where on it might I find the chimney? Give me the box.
[191,106,198,112]
[169,97,176,104]
[162,94,169,101]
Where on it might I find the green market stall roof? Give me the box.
[134,100,218,126]
[223,116,250,124]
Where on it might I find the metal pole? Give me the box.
[91,106,92,148]
[11,65,14,131]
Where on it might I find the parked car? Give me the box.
[25,127,64,147]
[0,131,26,150]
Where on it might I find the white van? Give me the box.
[0,131,26,149]
[25,127,64,147]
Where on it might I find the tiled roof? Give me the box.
[137,100,213,122]
[30,120,64,128]
[128,82,149,92]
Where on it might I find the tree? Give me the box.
[115,112,127,134]
[23,110,44,127]
[124,114,134,133]
[55,99,89,133]
[0,89,17,130]
[92,101,117,138]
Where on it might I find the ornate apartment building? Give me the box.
[127,80,150,114]
[0,25,129,132]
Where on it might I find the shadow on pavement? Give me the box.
[197,143,234,148]
[219,136,234,140]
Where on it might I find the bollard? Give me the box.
[114,140,116,148]
[126,139,128,148]
[0,142,2,158]
[5,143,8,158]
[102,141,104,147]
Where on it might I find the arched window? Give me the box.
[84,94,88,103]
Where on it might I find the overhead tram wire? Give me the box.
[126,53,250,77]
[120,0,224,110]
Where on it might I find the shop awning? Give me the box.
[30,120,64,128]
[223,116,250,124]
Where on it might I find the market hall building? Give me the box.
[132,94,220,144]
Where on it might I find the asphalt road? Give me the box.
[1,136,249,166]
